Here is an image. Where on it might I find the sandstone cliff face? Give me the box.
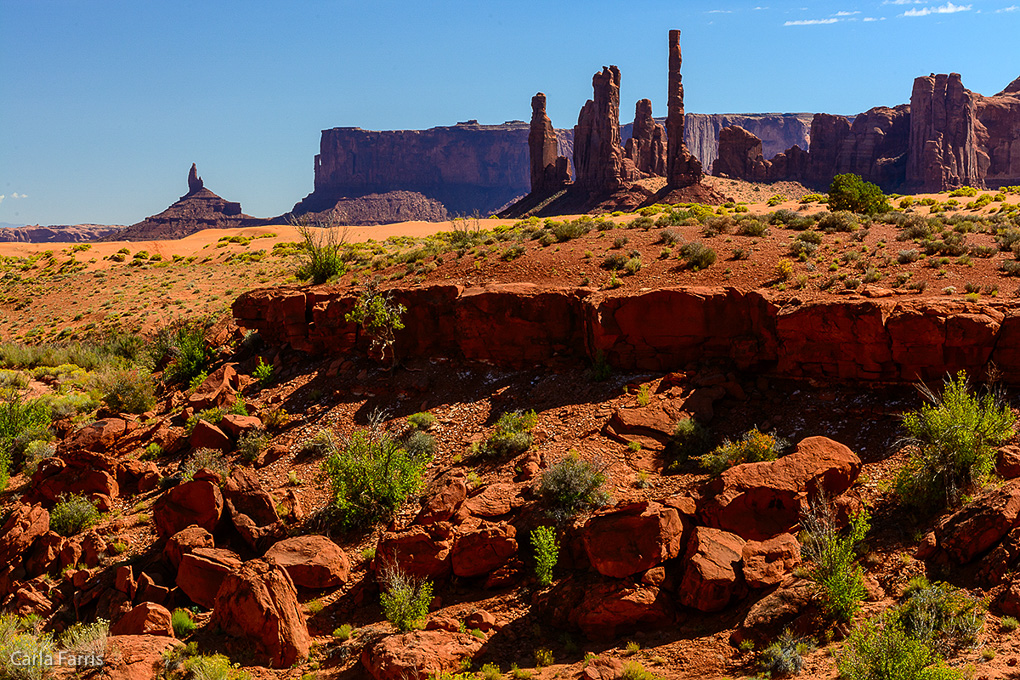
[976,84,1020,188]
[0,224,125,243]
[906,73,982,191]
[296,122,573,217]
[833,105,911,189]
[681,113,813,171]
[712,126,768,181]
[234,283,1020,385]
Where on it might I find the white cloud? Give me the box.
[835,10,861,15]
[11,192,27,199]
[883,0,921,4]
[0,195,5,206]
[996,4,1018,10]
[784,17,840,24]
[706,8,733,12]
[863,16,886,20]
[902,2,972,15]
[753,5,769,8]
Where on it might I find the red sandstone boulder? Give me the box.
[153,480,223,539]
[699,436,861,540]
[362,630,483,680]
[176,547,242,609]
[103,635,183,680]
[111,602,174,637]
[212,558,310,668]
[164,525,215,570]
[377,525,453,579]
[25,531,64,578]
[938,480,1020,564]
[416,475,468,524]
[603,406,675,450]
[998,445,1020,479]
[116,459,160,495]
[582,501,687,578]
[451,522,517,578]
[574,581,676,641]
[222,467,278,526]
[189,420,231,451]
[742,534,802,588]
[188,364,240,410]
[582,657,625,680]
[462,483,522,517]
[679,526,746,613]
[0,504,50,566]
[265,535,350,589]
[219,414,263,438]
[32,450,120,508]
[65,418,129,452]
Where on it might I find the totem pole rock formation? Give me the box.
[625,99,667,176]
[574,66,640,194]
[528,93,571,194]
[907,73,982,191]
[187,163,204,195]
[666,29,703,188]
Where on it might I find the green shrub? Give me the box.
[20,440,55,476]
[333,623,355,641]
[379,562,433,632]
[345,282,406,369]
[171,609,196,638]
[407,411,436,430]
[895,371,1015,513]
[699,428,783,476]
[679,242,717,270]
[302,429,339,457]
[665,418,711,471]
[252,357,273,386]
[619,661,661,680]
[181,448,229,481]
[0,612,56,680]
[895,578,984,650]
[295,221,348,284]
[801,495,870,623]
[828,173,891,215]
[237,430,269,464]
[759,630,810,678]
[818,210,860,233]
[481,410,537,458]
[539,452,608,518]
[738,219,768,237]
[1001,616,1019,632]
[93,368,156,414]
[552,219,591,242]
[836,612,964,680]
[49,493,101,536]
[658,228,682,246]
[151,321,211,386]
[322,429,430,530]
[531,526,559,587]
[534,648,555,668]
[403,430,436,459]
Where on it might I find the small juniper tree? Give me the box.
[530,526,559,587]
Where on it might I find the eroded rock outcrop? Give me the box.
[107,165,266,241]
[712,126,769,181]
[624,99,666,176]
[529,93,571,194]
[574,66,639,194]
[907,73,982,192]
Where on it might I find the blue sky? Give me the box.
[2,0,1017,225]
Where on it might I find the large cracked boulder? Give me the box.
[451,521,517,578]
[573,581,676,641]
[699,436,861,540]
[362,630,483,680]
[212,558,309,668]
[265,535,350,589]
[164,525,215,570]
[103,635,183,680]
[153,480,223,539]
[938,480,1020,564]
[110,602,174,637]
[377,525,453,580]
[176,547,242,609]
[582,501,687,578]
[742,533,802,588]
[678,526,746,613]
[0,504,50,566]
